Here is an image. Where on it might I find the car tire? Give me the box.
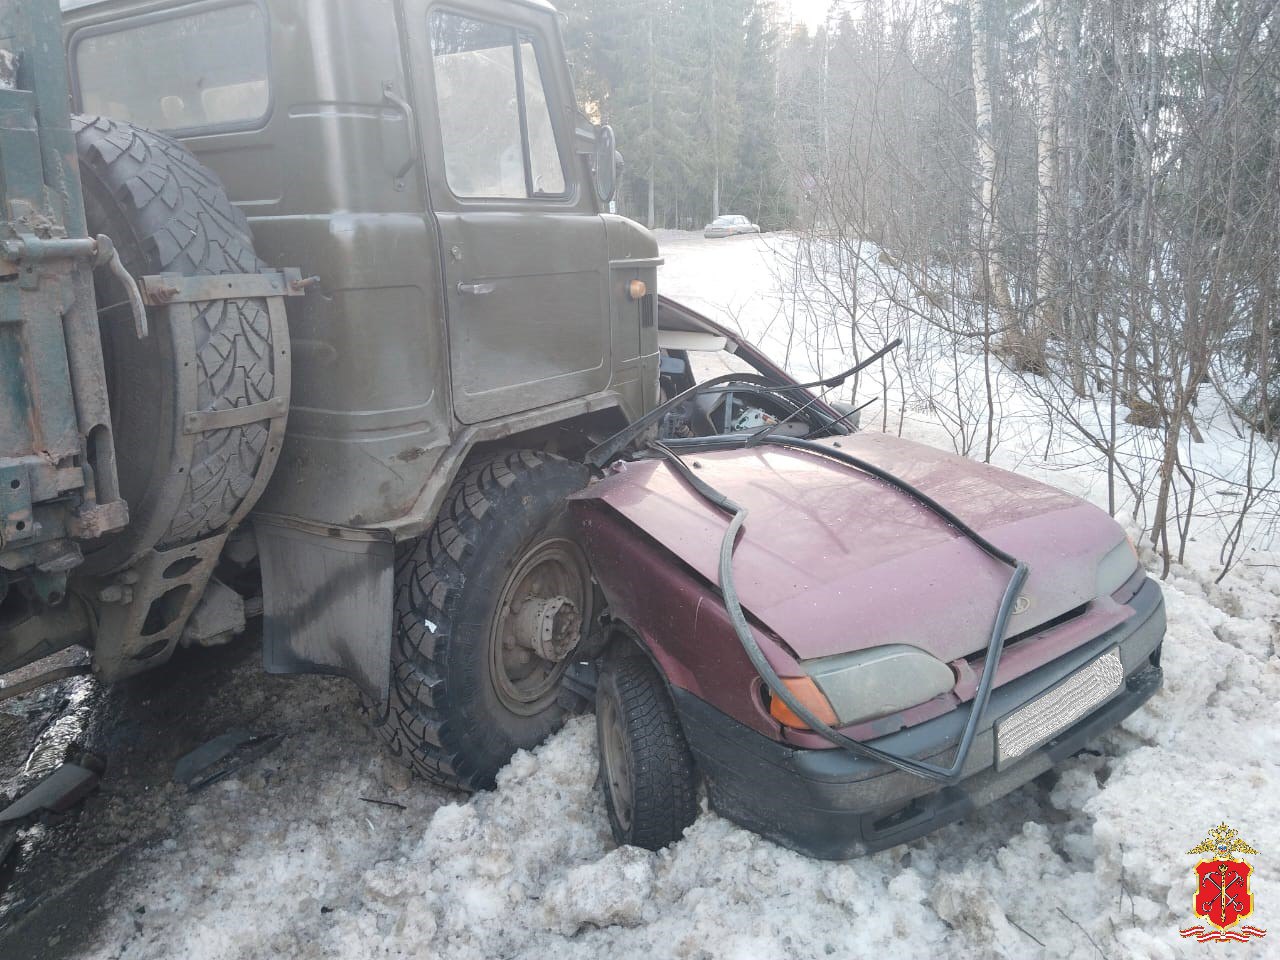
[596,651,699,850]
[369,450,592,791]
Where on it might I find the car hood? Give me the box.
[572,433,1129,663]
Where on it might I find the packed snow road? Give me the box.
[2,232,1277,960]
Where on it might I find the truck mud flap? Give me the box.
[254,517,393,705]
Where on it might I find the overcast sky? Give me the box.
[783,0,836,30]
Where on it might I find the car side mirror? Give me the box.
[593,124,617,204]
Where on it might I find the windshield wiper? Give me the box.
[802,397,877,439]
[746,338,902,447]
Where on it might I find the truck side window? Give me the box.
[429,12,568,200]
[72,3,269,134]
[518,42,566,196]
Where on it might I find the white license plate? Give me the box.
[995,648,1125,767]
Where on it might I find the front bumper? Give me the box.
[673,576,1166,859]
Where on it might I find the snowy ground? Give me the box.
[49,233,1280,959]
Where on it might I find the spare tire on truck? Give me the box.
[71,116,289,676]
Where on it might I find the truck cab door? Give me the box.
[404,3,609,425]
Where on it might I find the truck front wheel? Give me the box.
[371,451,592,791]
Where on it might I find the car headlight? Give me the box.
[769,645,955,729]
[1096,537,1142,597]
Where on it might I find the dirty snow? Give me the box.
[73,232,1278,960]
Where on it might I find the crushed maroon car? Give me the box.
[570,298,1165,859]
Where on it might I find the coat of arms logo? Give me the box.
[1179,823,1267,943]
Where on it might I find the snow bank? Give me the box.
[77,232,1279,960]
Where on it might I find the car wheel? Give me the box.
[369,451,592,791]
[596,652,698,850]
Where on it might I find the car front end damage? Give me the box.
[670,575,1163,859]
[572,429,1166,858]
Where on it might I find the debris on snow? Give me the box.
[174,730,283,791]
[358,797,407,812]
[0,761,101,823]
[173,730,255,786]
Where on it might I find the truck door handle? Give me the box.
[457,281,495,296]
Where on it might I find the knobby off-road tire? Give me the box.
[74,115,278,568]
[369,451,592,791]
[596,652,699,850]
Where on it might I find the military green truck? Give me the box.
[2,0,660,790]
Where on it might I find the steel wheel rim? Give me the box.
[599,690,634,832]
[489,537,590,716]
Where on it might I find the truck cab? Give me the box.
[3,0,658,792]
[62,0,660,534]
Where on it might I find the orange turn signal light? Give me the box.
[768,676,839,730]
[628,279,648,300]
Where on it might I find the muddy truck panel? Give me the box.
[0,0,127,667]
[0,0,294,685]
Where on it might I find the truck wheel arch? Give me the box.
[255,404,635,701]
[364,449,594,790]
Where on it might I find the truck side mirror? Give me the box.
[593,124,617,204]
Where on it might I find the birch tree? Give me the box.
[966,0,1016,338]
